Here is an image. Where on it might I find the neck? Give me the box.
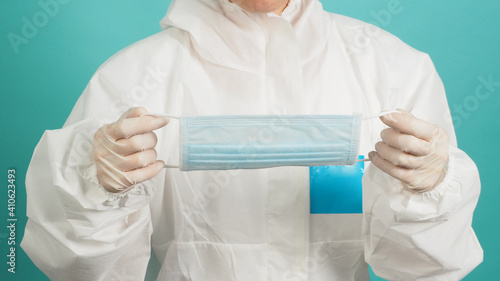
[273,0,290,15]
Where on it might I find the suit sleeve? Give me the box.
[20,44,163,281]
[363,41,483,280]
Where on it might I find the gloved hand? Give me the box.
[93,107,169,193]
[369,109,449,193]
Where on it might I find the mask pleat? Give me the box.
[180,114,361,171]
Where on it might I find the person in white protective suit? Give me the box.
[22,0,483,280]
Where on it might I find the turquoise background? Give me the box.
[0,0,498,280]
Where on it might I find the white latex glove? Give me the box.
[93,107,169,193]
[369,109,449,193]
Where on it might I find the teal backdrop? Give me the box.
[1,0,498,280]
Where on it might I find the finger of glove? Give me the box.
[95,158,134,192]
[374,141,423,169]
[110,132,158,155]
[107,115,169,140]
[113,149,158,171]
[369,150,441,192]
[118,107,148,120]
[369,151,420,185]
[123,160,165,185]
[380,109,439,142]
[380,128,432,156]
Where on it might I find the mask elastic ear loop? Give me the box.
[143,113,181,120]
[156,110,402,166]
[358,109,401,162]
[361,109,400,121]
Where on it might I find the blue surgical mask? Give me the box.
[149,110,395,171]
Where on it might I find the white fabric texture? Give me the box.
[21,0,482,280]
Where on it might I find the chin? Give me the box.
[240,0,288,13]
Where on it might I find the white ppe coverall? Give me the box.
[22,0,483,280]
